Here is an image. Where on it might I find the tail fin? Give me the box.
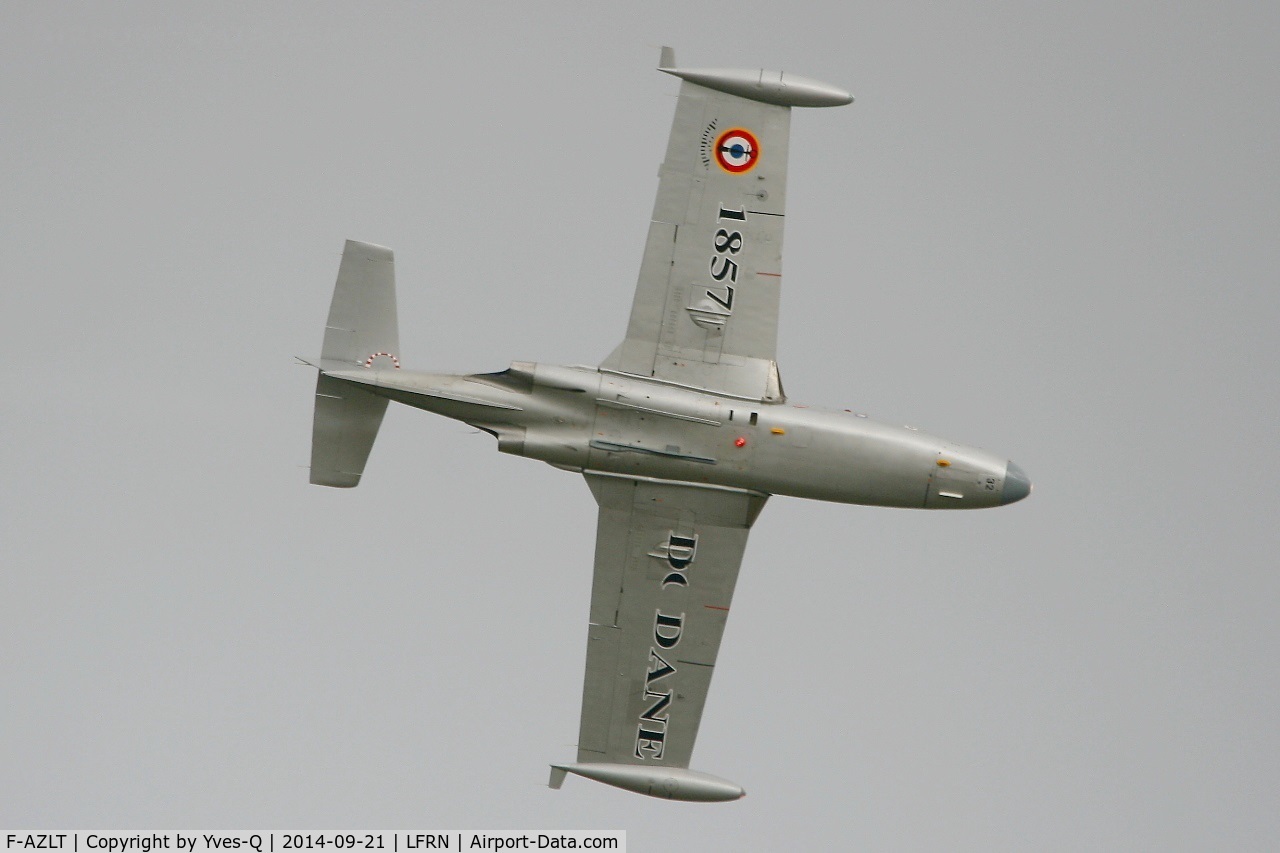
[309,240,399,488]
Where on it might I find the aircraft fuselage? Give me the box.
[321,360,1030,510]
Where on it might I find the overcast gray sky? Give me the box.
[4,2,1278,849]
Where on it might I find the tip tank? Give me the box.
[657,45,852,108]
[549,762,746,802]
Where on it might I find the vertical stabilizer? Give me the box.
[309,240,399,488]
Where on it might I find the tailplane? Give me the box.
[308,240,399,488]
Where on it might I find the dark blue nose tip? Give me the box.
[1001,461,1032,505]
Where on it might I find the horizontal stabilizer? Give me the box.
[308,239,400,488]
[310,374,388,487]
[548,766,568,790]
[322,240,399,367]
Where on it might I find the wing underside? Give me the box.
[601,77,793,401]
[574,473,767,770]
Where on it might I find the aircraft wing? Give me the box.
[572,472,768,773]
[601,50,851,401]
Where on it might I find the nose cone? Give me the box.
[1001,461,1032,505]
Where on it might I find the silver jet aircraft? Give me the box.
[304,48,1031,802]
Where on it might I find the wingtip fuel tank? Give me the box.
[657,45,852,108]
[550,763,745,802]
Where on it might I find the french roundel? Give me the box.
[714,128,761,174]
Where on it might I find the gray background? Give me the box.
[4,2,1278,849]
